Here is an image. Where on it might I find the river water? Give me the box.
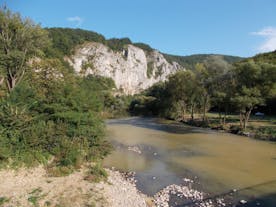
[103,117,276,206]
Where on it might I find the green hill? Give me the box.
[251,50,276,64]
[163,53,244,70]
[46,27,243,69]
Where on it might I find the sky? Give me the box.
[2,0,276,57]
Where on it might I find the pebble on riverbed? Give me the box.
[240,199,247,204]
[128,146,142,154]
[112,168,227,207]
[104,169,148,207]
[183,178,194,183]
[153,179,226,207]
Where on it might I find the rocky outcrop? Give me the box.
[67,42,184,94]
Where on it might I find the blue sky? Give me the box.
[3,0,276,57]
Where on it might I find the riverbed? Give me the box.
[103,117,276,206]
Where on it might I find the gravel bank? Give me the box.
[0,166,150,207]
[102,169,149,207]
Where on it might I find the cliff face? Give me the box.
[67,42,184,94]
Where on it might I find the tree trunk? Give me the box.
[182,106,186,121]
[203,98,206,121]
[239,112,243,129]
[243,117,246,131]
[243,108,252,131]
[239,108,253,131]
[0,77,4,86]
[202,95,209,122]
[191,103,194,121]
[223,111,226,126]
[6,76,17,92]
[218,107,222,125]
[180,100,186,121]
[223,105,228,126]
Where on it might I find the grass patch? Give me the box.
[28,196,39,206]
[30,188,42,195]
[44,201,51,206]
[0,197,9,206]
[28,188,43,207]
[46,165,73,177]
[84,163,107,183]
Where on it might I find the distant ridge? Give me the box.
[46,27,244,70]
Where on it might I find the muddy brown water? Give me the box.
[103,117,276,206]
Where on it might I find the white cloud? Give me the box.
[251,27,276,53]
[67,16,83,26]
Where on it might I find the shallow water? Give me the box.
[103,117,276,206]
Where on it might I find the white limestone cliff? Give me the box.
[67,42,184,94]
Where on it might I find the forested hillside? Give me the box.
[163,53,243,70]
[46,27,243,70]
[252,50,276,64]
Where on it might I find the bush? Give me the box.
[229,125,242,133]
[255,126,276,141]
[0,70,112,170]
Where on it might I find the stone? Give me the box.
[240,199,247,204]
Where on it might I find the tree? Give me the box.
[208,69,235,125]
[194,63,210,122]
[29,58,69,102]
[232,61,276,130]
[166,70,201,121]
[194,58,233,123]
[0,7,49,92]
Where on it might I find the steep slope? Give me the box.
[67,42,183,94]
[46,28,243,94]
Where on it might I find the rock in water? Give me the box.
[240,199,247,204]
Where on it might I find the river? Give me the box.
[103,117,276,206]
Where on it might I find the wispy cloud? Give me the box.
[251,27,276,53]
[67,16,84,26]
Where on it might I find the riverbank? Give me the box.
[0,166,151,207]
[168,113,276,141]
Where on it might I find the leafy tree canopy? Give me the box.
[0,7,49,92]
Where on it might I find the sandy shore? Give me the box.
[0,166,151,207]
